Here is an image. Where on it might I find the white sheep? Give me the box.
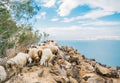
[47,46,59,55]
[40,48,55,66]
[0,65,7,83]
[43,40,58,46]
[6,52,32,74]
[38,45,59,55]
[37,40,59,55]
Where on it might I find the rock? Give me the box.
[63,55,70,61]
[71,65,80,80]
[87,76,105,83]
[118,70,120,78]
[53,76,69,83]
[38,70,44,77]
[57,59,71,69]
[81,79,87,83]
[82,73,97,78]
[50,63,67,76]
[69,76,78,83]
[80,62,95,73]
[96,64,119,78]
[116,66,120,70]
[69,55,79,65]
[105,78,113,83]
[96,64,111,76]
[112,78,120,83]
[79,71,90,77]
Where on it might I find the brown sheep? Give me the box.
[25,48,42,63]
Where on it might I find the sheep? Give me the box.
[48,46,59,55]
[43,40,58,46]
[6,52,32,75]
[25,48,42,63]
[37,40,59,55]
[0,65,7,83]
[38,43,46,46]
[40,48,55,66]
[38,45,59,55]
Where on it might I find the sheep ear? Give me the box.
[25,48,29,53]
[43,43,45,46]
[38,50,42,56]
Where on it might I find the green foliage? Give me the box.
[43,32,50,41]
[18,26,41,46]
[7,42,15,49]
[0,0,41,57]
[10,0,41,24]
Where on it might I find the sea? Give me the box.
[56,40,120,67]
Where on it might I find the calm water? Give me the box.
[57,40,120,66]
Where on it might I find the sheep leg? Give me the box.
[40,59,44,66]
[44,59,47,66]
[12,66,17,76]
[45,61,48,67]
[48,56,54,67]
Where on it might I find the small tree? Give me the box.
[43,32,50,41]
[0,0,41,57]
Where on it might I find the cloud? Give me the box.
[36,12,46,19]
[34,0,120,40]
[79,20,120,26]
[86,0,120,13]
[41,0,56,8]
[62,17,75,22]
[62,18,120,27]
[57,0,82,16]
[35,25,120,40]
[81,9,114,19]
[61,9,115,23]
[57,0,120,16]
[39,0,120,19]
[51,18,59,21]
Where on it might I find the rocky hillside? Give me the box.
[1,40,120,83]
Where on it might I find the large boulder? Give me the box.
[96,64,111,76]
[80,61,95,73]
[87,76,105,83]
[112,78,120,83]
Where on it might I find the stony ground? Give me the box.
[4,42,120,83]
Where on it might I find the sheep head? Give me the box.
[6,61,17,72]
[33,55,40,62]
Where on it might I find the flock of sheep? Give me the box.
[0,40,59,83]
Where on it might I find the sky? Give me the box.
[33,0,120,40]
